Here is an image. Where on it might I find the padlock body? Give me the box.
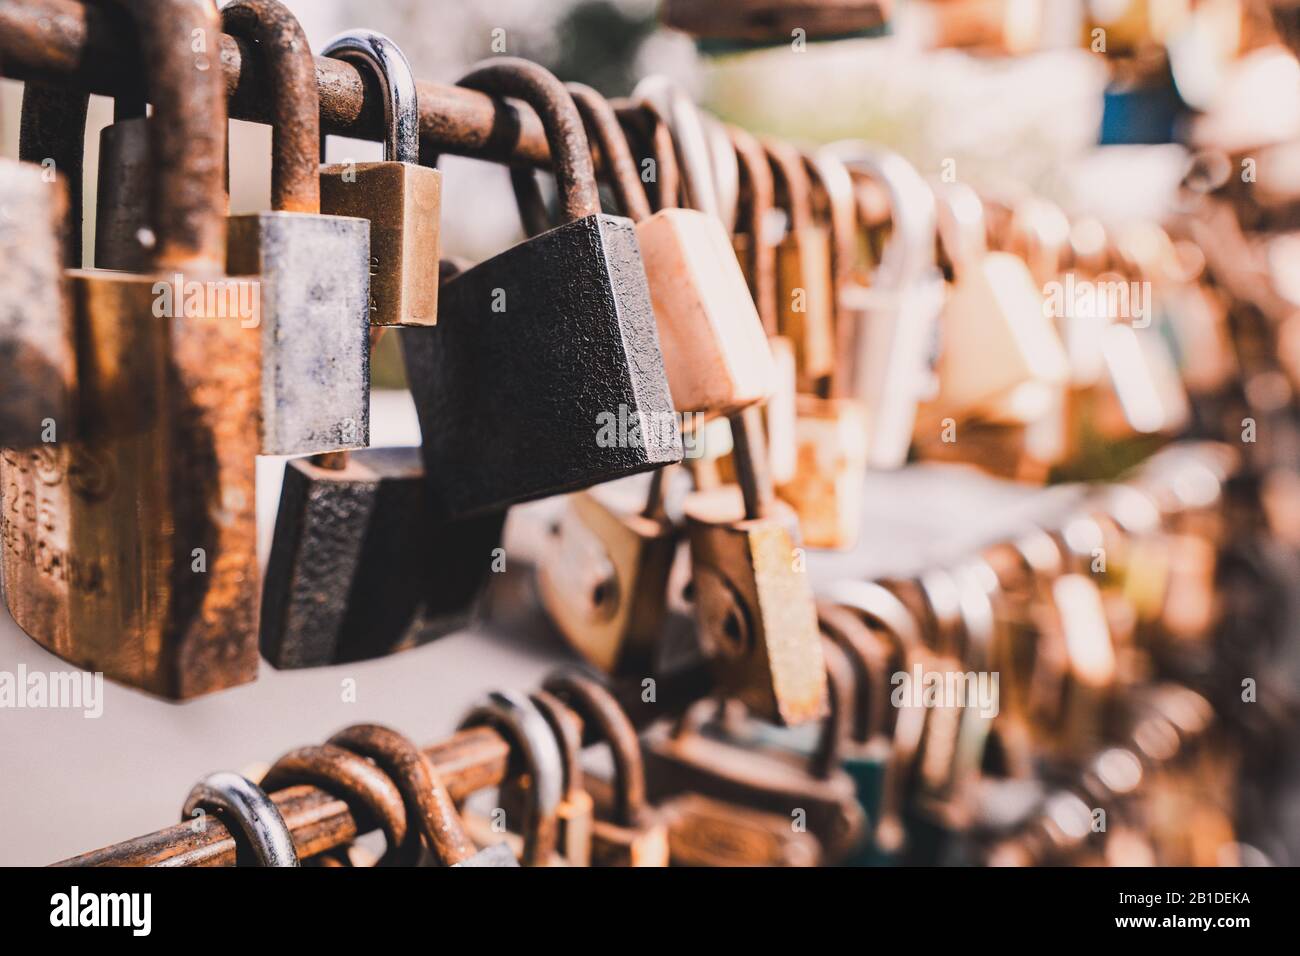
[683,485,826,725]
[259,447,505,668]
[931,251,1068,419]
[403,213,681,519]
[777,395,870,550]
[0,159,74,447]
[1,270,260,698]
[227,211,372,455]
[776,225,835,390]
[636,208,774,415]
[656,792,822,866]
[537,489,675,675]
[319,160,440,327]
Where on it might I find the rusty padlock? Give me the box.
[767,138,835,393]
[775,149,871,550]
[542,671,669,866]
[536,469,676,676]
[566,84,774,417]
[401,60,680,520]
[319,30,440,327]
[2,0,260,699]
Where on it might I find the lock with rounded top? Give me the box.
[222,0,372,456]
[2,0,261,699]
[527,690,595,866]
[182,772,299,867]
[401,59,680,520]
[826,142,945,469]
[542,671,669,866]
[318,29,440,328]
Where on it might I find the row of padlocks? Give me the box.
[1,0,1297,870]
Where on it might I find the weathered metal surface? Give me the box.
[259,448,505,668]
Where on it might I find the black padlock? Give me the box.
[401,58,680,519]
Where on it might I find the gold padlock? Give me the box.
[318,30,440,327]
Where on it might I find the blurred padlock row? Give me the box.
[1,0,1296,866]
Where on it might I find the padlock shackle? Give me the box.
[706,115,740,234]
[322,30,420,166]
[458,58,600,224]
[567,83,653,223]
[542,671,648,828]
[181,772,299,867]
[633,75,719,219]
[132,0,229,273]
[260,743,414,866]
[731,124,778,337]
[221,0,321,214]
[529,691,588,801]
[809,636,855,780]
[614,100,681,211]
[327,723,480,867]
[806,149,862,399]
[457,691,565,867]
[764,138,816,234]
[18,84,88,267]
[817,602,894,746]
[931,180,988,280]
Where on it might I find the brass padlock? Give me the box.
[2,0,260,698]
[222,0,371,456]
[775,149,872,550]
[536,470,676,676]
[922,181,1068,425]
[543,671,669,866]
[319,30,440,327]
[767,138,835,393]
[401,60,680,520]
[684,409,827,726]
[566,84,774,418]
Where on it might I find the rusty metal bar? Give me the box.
[0,0,561,167]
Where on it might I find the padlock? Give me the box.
[774,150,872,550]
[684,407,827,726]
[826,142,945,468]
[259,318,506,667]
[318,30,440,327]
[0,154,74,447]
[565,85,773,417]
[401,59,680,520]
[536,470,676,676]
[641,640,865,862]
[921,181,1068,425]
[729,125,798,486]
[817,579,931,860]
[327,723,517,867]
[221,0,371,456]
[653,791,822,866]
[542,671,669,866]
[2,0,260,699]
[766,138,835,392]
[457,691,567,866]
[611,99,682,217]
[527,691,594,866]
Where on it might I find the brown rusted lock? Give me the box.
[536,469,676,676]
[528,691,594,866]
[565,85,773,417]
[641,638,866,862]
[543,672,669,866]
[654,792,823,866]
[2,0,260,699]
[683,408,827,726]
[319,30,440,327]
[730,125,798,486]
[767,138,836,393]
[775,150,871,550]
